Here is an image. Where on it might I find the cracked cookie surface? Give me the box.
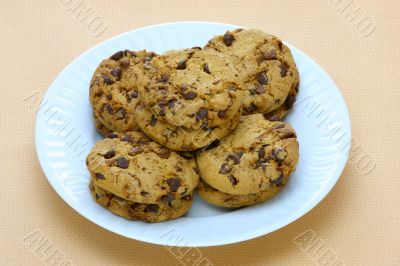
[196,114,299,195]
[86,131,199,203]
[89,50,157,133]
[135,103,241,151]
[89,176,192,222]
[205,29,299,115]
[137,48,244,130]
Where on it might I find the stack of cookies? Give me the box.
[86,28,300,222]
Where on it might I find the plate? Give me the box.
[35,22,351,247]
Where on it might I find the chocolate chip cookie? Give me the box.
[197,178,282,208]
[86,131,199,203]
[89,50,157,133]
[137,48,244,129]
[205,29,299,115]
[89,176,192,222]
[196,114,299,195]
[135,103,241,151]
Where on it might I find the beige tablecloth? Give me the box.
[1,0,399,265]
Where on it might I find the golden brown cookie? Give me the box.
[89,50,157,133]
[89,176,192,223]
[205,29,299,115]
[137,48,244,130]
[86,131,199,203]
[196,114,299,195]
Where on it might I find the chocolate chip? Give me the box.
[150,115,157,126]
[177,59,187,70]
[257,72,269,85]
[254,83,266,94]
[116,157,129,169]
[180,84,188,92]
[102,75,114,85]
[119,58,130,69]
[116,108,126,119]
[272,174,284,186]
[181,91,197,100]
[106,93,112,100]
[121,135,131,142]
[284,95,296,109]
[262,50,277,60]
[168,99,176,109]
[227,175,238,186]
[129,91,138,99]
[128,147,143,156]
[244,103,256,113]
[141,191,149,196]
[158,149,171,159]
[273,124,285,130]
[110,68,122,80]
[219,163,232,174]
[106,132,118,139]
[223,31,235,46]
[146,204,159,213]
[280,130,296,139]
[158,104,166,116]
[280,63,288,77]
[159,73,170,83]
[103,150,115,159]
[257,160,267,171]
[204,139,220,150]
[249,89,256,95]
[203,63,211,74]
[104,104,114,115]
[278,41,283,50]
[272,148,285,163]
[110,50,124,61]
[264,114,280,121]
[161,193,174,203]
[196,108,208,120]
[166,178,181,192]
[179,151,194,159]
[192,46,202,50]
[227,151,243,164]
[218,110,227,118]
[130,202,141,209]
[258,147,265,158]
[95,173,105,180]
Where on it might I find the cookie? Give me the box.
[89,50,157,133]
[86,131,199,203]
[196,114,299,195]
[89,176,192,222]
[93,112,112,137]
[205,29,299,115]
[137,48,244,129]
[135,103,241,151]
[197,178,282,208]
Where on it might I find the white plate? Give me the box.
[35,22,351,247]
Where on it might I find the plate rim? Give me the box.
[35,21,352,247]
